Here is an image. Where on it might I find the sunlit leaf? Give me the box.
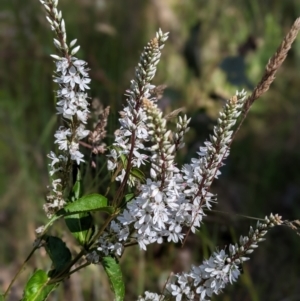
[21,270,58,301]
[102,256,125,301]
[58,194,114,215]
[130,168,145,183]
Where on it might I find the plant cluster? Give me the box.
[1,1,300,301]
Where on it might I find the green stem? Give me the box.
[68,262,91,276]
[52,262,91,283]
[207,209,266,222]
[3,246,38,299]
[87,212,117,248]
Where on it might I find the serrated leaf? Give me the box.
[65,212,94,246]
[44,236,72,276]
[21,270,58,301]
[130,168,145,183]
[102,256,125,301]
[58,194,113,215]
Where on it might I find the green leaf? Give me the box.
[130,168,145,183]
[58,194,114,215]
[0,294,4,301]
[125,193,135,202]
[102,256,125,301]
[119,193,135,209]
[64,171,95,246]
[119,153,128,167]
[65,212,94,246]
[21,270,58,301]
[69,168,83,202]
[38,194,113,237]
[44,236,72,276]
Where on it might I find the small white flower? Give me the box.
[76,92,89,108]
[47,151,60,166]
[117,210,135,225]
[76,109,89,123]
[107,159,116,171]
[76,124,90,139]
[133,150,148,167]
[54,127,71,150]
[64,65,81,88]
[73,59,89,77]
[69,142,84,164]
[55,57,69,75]
[59,85,75,99]
[78,76,91,91]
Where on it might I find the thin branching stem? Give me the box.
[4,246,39,298]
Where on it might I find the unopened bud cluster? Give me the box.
[143,98,189,185]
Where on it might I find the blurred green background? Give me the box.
[1,0,300,300]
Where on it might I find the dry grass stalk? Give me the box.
[89,105,110,168]
[284,219,300,236]
[244,17,300,113]
[88,105,110,153]
[230,17,300,141]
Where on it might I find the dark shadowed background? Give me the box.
[1,0,300,300]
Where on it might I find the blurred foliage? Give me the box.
[1,0,300,300]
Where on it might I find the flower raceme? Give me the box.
[96,91,247,255]
[107,30,169,187]
[40,0,90,217]
[137,214,283,301]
